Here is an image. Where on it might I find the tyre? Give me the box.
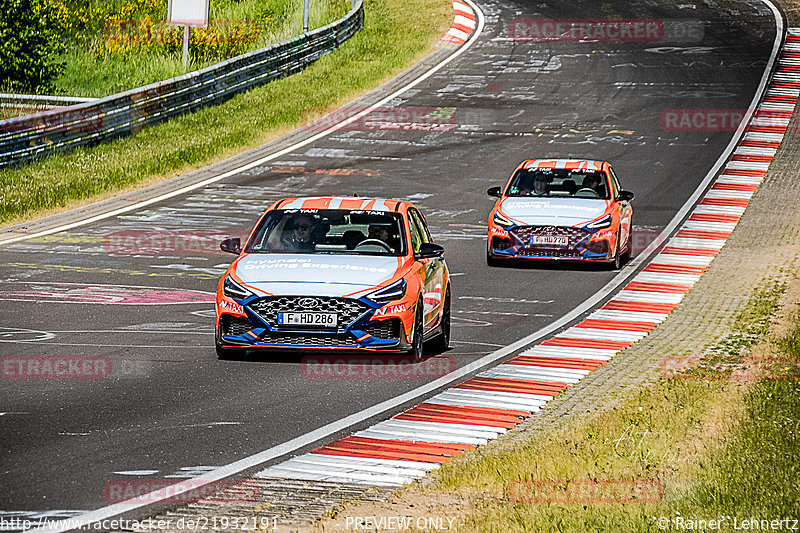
[408,298,424,362]
[215,327,237,360]
[608,234,622,270]
[486,251,502,267]
[429,286,451,353]
[621,217,633,264]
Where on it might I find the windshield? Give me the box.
[506,168,610,199]
[245,209,407,256]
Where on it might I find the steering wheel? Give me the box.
[355,239,392,252]
[575,188,600,198]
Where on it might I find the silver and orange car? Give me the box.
[215,197,450,359]
[487,159,634,268]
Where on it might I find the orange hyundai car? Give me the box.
[215,197,451,359]
[487,159,634,268]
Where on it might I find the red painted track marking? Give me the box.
[575,319,657,332]
[689,213,741,223]
[644,263,707,275]
[674,229,731,240]
[456,376,569,395]
[541,337,632,350]
[602,300,677,313]
[408,402,530,419]
[507,355,606,370]
[624,282,692,293]
[312,447,454,463]
[660,246,719,256]
[711,182,759,192]
[699,197,751,207]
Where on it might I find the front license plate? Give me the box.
[278,312,338,327]
[530,235,569,247]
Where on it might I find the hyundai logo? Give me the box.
[297,298,320,309]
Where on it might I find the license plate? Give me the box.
[278,312,338,327]
[530,235,569,247]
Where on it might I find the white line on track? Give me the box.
[22,0,785,530]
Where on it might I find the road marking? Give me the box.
[22,3,789,531]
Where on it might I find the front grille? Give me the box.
[510,225,591,256]
[249,297,371,331]
[365,319,402,340]
[222,316,252,336]
[257,331,358,347]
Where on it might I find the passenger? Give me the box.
[281,214,317,252]
[367,223,397,252]
[582,174,604,196]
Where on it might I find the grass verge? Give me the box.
[50,0,344,97]
[0,0,452,227]
[431,279,798,532]
[315,278,800,532]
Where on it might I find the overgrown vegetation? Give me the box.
[421,281,800,532]
[0,0,65,93]
[47,0,345,97]
[0,0,451,225]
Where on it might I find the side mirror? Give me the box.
[416,242,445,260]
[617,190,635,202]
[487,186,502,198]
[220,237,242,254]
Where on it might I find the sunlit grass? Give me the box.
[425,282,800,532]
[0,0,452,225]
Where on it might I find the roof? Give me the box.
[523,159,608,171]
[275,196,403,212]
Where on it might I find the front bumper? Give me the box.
[217,296,411,351]
[488,224,615,261]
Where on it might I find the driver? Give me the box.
[281,214,318,252]
[367,223,397,253]
[532,174,549,196]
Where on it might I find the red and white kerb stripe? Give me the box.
[254,29,800,487]
[440,0,476,46]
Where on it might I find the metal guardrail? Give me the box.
[0,94,99,109]
[0,0,363,168]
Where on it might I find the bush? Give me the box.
[0,0,64,93]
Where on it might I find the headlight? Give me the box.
[222,275,253,300]
[367,279,407,303]
[492,211,515,228]
[585,214,613,230]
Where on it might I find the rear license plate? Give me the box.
[530,235,569,247]
[278,312,338,327]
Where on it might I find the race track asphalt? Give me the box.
[0,0,778,516]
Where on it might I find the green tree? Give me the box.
[0,0,64,93]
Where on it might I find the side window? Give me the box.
[607,167,621,199]
[409,209,432,244]
[408,213,422,254]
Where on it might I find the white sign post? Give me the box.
[167,0,210,72]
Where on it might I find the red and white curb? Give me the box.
[255,30,800,487]
[439,0,477,46]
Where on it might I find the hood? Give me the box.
[499,197,609,226]
[234,254,403,297]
